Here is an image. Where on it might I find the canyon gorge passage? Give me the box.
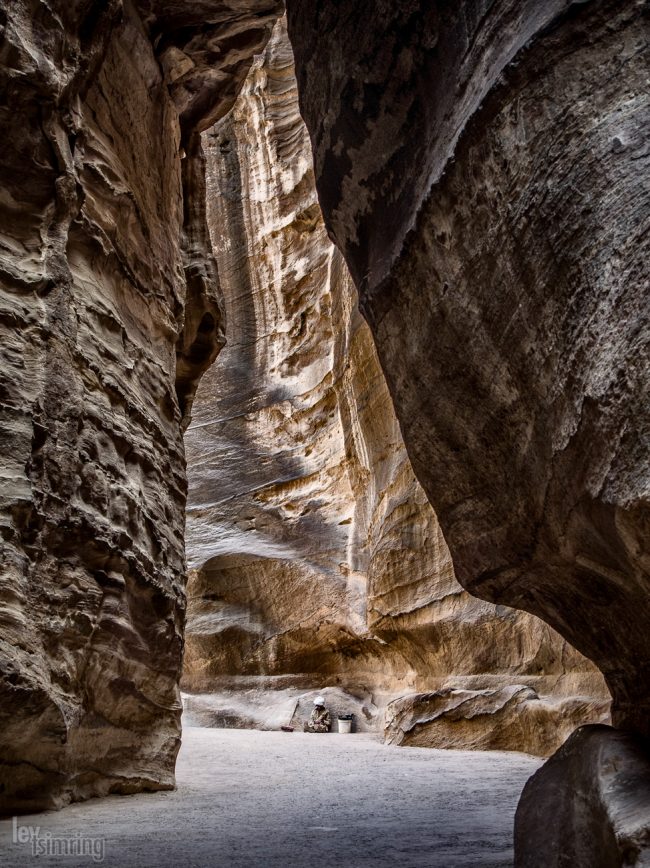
[0,2,648,868]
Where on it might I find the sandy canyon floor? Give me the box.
[0,728,542,867]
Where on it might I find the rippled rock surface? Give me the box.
[0,0,280,812]
[183,18,609,756]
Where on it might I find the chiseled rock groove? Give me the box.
[183,17,609,755]
[286,0,650,736]
[0,0,280,813]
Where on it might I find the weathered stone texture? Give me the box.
[384,687,609,757]
[0,0,279,813]
[515,725,650,867]
[183,18,610,757]
[286,0,650,736]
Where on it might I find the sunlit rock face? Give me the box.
[0,0,279,813]
[286,0,650,737]
[183,18,609,757]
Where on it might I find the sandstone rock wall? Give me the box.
[0,0,642,832]
[286,0,650,737]
[0,0,279,813]
[183,18,610,756]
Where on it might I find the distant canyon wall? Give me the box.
[183,18,610,756]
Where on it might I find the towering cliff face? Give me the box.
[286,0,650,738]
[183,18,609,756]
[0,2,644,854]
[0,0,280,813]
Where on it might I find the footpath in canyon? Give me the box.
[0,728,542,868]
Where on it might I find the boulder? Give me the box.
[515,725,650,867]
[385,687,610,756]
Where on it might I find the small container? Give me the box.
[337,714,353,734]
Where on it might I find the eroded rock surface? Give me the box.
[0,0,279,813]
[183,18,609,757]
[384,687,609,757]
[514,725,650,867]
[286,0,650,736]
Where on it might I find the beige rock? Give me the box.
[183,18,610,757]
[384,687,610,757]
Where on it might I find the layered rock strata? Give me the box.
[384,687,608,756]
[183,18,609,757]
[0,0,280,813]
[286,0,650,737]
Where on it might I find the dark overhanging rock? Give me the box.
[285,0,650,737]
[514,725,650,867]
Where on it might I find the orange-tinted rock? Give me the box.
[183,18,610,756]
[286,0,649,737]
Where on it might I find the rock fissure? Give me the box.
[181,17,611,769]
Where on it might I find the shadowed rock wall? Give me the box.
[514,725,650,868]
[286,0,650,737]
[183,18,610,756]
[0,0,644,835]
[0,0,280,813]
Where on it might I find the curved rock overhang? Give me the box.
[286,0,650,737]
[0,0,646,823]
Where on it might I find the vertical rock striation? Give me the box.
[183,18,610,755]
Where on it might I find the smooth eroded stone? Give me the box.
[384,688,610,757]
[286,0,650,736]
[183,17,610,757]
[514,725,650,867]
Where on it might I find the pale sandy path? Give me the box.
[0,728,541,868]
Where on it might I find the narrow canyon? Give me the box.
[0,2,648,867]
[182,17,610,759]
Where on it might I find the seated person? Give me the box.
[304,696,330,732]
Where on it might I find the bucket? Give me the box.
[337,717,353,734]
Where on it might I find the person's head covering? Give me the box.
[314,696,325,706]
